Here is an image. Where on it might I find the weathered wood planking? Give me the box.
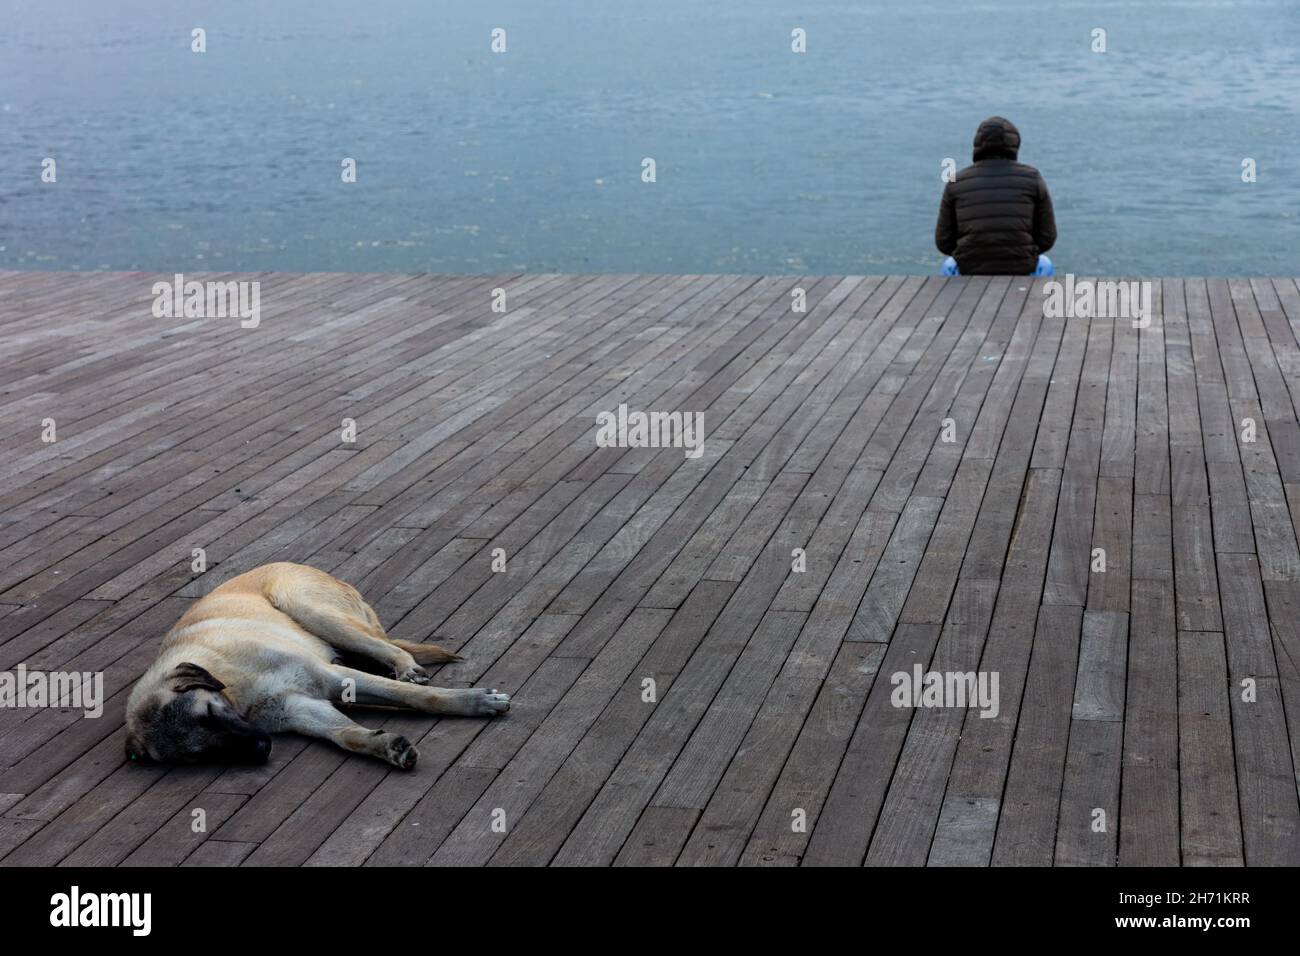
[0,271,1297,867]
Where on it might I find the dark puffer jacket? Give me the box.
[935,117,1056,275]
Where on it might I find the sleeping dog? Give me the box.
[125,562,509,769]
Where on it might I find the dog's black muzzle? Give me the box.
[204,718,273,765]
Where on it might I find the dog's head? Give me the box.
[125,662,271,765]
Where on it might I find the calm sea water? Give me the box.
[2,0,1298,276]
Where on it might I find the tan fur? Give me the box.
[126,562,508,769]
[393,640,462,665]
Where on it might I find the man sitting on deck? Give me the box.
[935,116,1056,277]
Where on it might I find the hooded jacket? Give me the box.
[935,117,1056,275]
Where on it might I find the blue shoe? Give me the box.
[941,254,1053,277]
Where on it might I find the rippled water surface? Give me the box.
[2,0,1298,275]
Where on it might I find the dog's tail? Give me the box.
[391,639,462,664]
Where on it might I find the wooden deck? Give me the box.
[1,270,1299,867]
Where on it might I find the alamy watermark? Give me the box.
[890,664,999,718]
[595,403,705,459]
[50,886,151,936]
[0,665,104,718]
[1042,275,1152,328]
[151,273,261,328]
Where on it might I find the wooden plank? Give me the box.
[1055,720,1124,866]
[865,592,995,866]
[1118,579,1180,866]
[1229,674,1300,865]
[1069,610,1128,722]
[1177,630,1245,865]
[180,840,258,867]
[1042,311,1112,606]
[1054,611,1128,866]
[845,497,942,642]
[991,604,1082,866]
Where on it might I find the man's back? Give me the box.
[935,117,1056,276]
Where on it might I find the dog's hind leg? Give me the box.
[268,585,452,684]
[353,594,462,666]
[324,665,510,717]
[283,694,419,769]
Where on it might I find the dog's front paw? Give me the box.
[385,734,418,770]
[396,663,429,685]
[474,688,510,716]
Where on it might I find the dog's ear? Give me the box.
[168,662,225,693]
